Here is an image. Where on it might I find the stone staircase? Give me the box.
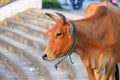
[0,8,88,80]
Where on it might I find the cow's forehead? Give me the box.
[48,19,70,36]
[53,20,66,29]
[55,19,65,25]
[52,25,64,34]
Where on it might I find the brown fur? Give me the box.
[44,1,120,80]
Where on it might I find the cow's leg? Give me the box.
[109,67,115,80]
[86,66,95,80]
[102,60,115,80]
[109,73,114,80]
[94,70,101,80]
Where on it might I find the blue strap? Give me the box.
[54,20,77,70]
[68,20,77,63]
[54,56,68,69]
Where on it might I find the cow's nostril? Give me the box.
[42,54,47,60]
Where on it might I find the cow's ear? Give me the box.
[46,28,52,36]
[94,6,107,18]
[67,24,73,38]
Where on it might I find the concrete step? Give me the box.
[0,48,28,80]
[23,9,53,21]
[0,35,75,80]
[6,19,48,39]
[0,48,45,80]
[0,60,18,80]
[0,35,52,80]
[0,26,47,50]
[17,13,54,29]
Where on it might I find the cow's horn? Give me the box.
[45,13,57,20]
[55,12,66,24]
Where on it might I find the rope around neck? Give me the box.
[54,20,77,69]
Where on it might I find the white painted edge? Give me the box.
[0,0,42,21]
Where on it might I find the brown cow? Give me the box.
[43,1,120,80]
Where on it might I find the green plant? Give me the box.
[42,0,62,9]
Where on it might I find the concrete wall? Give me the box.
[0,0,42,21]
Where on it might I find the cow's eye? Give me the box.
[56,32,62,37]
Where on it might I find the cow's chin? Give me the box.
[44,55,67,63]
[44,53,67,61]
[44,49,70,61]
[43,56,56,61]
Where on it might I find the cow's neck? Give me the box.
[73,14,115,55]
[74,18,103,63]
[73,19,102,67]
[74,19,99,54]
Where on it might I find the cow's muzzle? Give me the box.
[42,54,47,60]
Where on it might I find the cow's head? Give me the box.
[43,13,74,61]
